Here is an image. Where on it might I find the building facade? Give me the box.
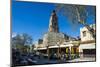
[34,10,96,60]
[34,10,80,59]
[79,24,96,58]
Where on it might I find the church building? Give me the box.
[34,10,96,59]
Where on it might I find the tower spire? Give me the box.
[48,10,59,33]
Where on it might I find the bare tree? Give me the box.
[55,4,96,38]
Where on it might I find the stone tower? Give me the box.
[48,10,59,33]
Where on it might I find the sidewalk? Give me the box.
[67,57,96,62]
[30,56,96,65]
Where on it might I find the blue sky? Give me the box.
[12,1,95,42]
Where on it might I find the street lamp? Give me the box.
[57,40,62,62]
[46,42,50,60]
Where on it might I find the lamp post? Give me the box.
[46,42,50,60]
[56,33,63,63]
[57,40,62,63]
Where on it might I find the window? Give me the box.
[83,31,86,37]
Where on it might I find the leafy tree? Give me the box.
[55,4,96,38]
[12,33,33,49]
[22,45,30,53]
[12,33,33,45]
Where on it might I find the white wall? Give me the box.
[80,26,94,41]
